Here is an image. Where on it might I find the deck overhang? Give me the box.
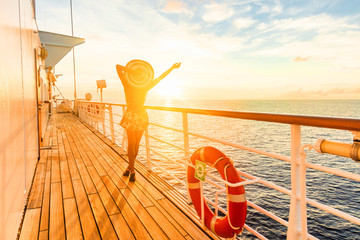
[39,31,85,68]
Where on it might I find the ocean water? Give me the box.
[110,99,360,239]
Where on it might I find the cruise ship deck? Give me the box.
[19,112,214,240]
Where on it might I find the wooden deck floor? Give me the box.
[19,113,214,240]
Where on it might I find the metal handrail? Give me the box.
[76,100,360,240]
[85,101,360,131]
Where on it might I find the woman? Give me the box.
[116,61,181,181]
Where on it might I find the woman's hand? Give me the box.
[172,62,181,69]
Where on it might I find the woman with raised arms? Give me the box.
[116,60,181,181]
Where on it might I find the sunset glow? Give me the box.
[153,79,183,99]
[36,0,360,101]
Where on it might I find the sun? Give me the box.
[154,79,182,99]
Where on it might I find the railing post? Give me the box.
[101,104,106,135]
[121,106,127,153]
[87,104,91,125]
[85,103,89,123]
[182,112,190,159]
[80,103,84,120]
[94,104,98,131]
[78,103,82,120]
[90,104,95,128]
[182,112,192,204]
[145,127,152,171]
[108,105,115,144]
[287,125,307,239]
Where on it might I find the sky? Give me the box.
[36,0,360,101]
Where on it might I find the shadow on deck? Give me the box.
[19,113,215,240]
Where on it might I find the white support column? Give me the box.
[94,105,99,131]
[78,103,82,120]
[182,112,192,204]
[101,104,106,135]
[182,112,190,159]
[91,104,95,128]
[145,127,151,171]
[121,106,127,153]
[109,105,115,144]
[287,125,308,239]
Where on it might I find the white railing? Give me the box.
[76,100,360,240]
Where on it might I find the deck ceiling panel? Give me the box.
[39,31,85,68]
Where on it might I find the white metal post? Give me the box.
[182,112,190,159]
[287,125,307,239]
[108,105,115,144]
[87,104,91,124]
[121,106,127,153]
[78,103,82,119]
[94,105,98,131]
[145,127,151,171]
[101,104,105,135]
[91,104,95,128]
[182,112,192,204]
[80,104,84,120]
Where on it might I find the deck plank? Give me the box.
[158,198,213,240]
[49,182,65,240]
[19,208,41,240]
[64,198,83,240]
[68,118,127,189]
[88,194,119,240]
[146,205,187,239]
[101,175,152,240]
[110,214,135,240]
[87,166,119,215]
[120,187,169,239]
[51,130,61,183]
[58,129,74,199]
[38,230,48,240]
[20,113,215,240]
[39,169,51,231]
[27,162,47,209]
[121,175,154,208]
[72,180,101,240]
[62,130,81,180]
[64,126,97,195]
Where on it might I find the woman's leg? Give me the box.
[134,129,145,156]
[126,128,145,170]
[126,129,137,171]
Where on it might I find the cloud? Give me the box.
[273,14,359,33]
[252,14,360,70]
[293,56,310,62]
[202,3,234,23]
[256,0,283,15]
[255,31,360,69]
[162,0,192,15]
[233,17,255,30]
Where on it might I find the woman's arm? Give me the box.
[116,64,129,88]
[147,62,181,90]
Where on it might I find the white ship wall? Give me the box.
[0,0,41,239]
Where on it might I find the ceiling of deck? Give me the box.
[39,31,85,68]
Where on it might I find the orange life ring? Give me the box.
[187,146,247,238]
